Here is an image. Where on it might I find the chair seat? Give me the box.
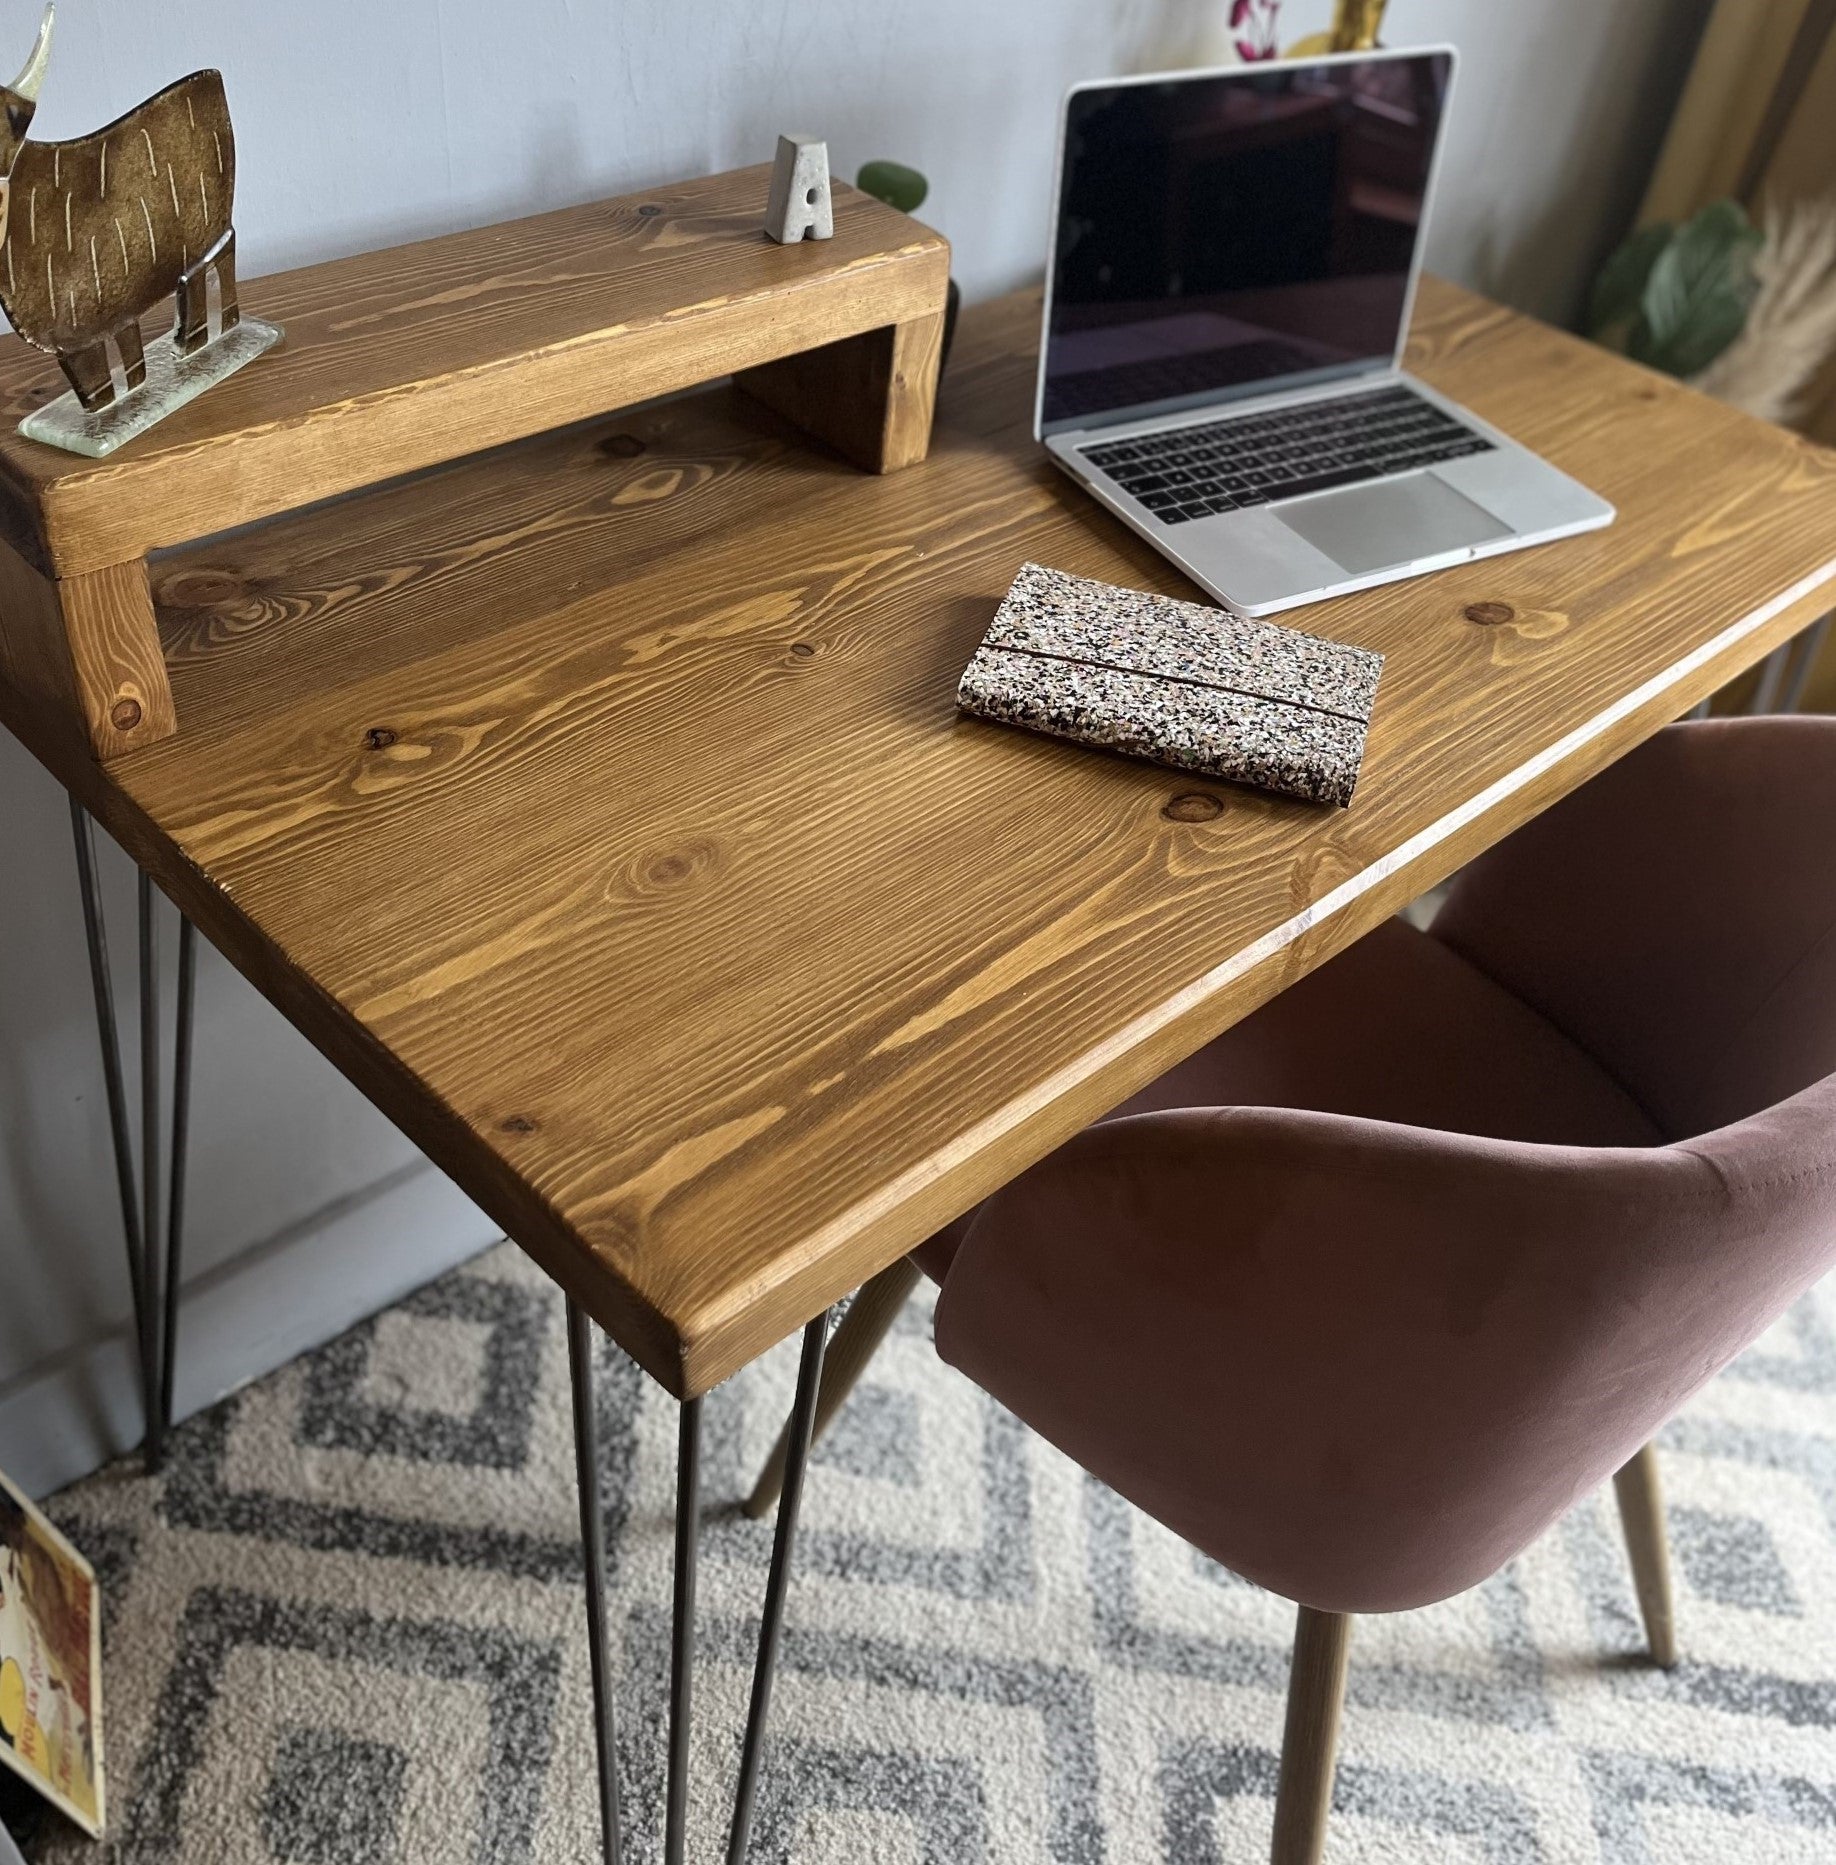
[913,916,1658,1281]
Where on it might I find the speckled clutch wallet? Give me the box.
[956,562,1384,808]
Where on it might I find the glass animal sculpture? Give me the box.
[0,5,280,457]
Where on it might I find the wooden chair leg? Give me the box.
[743,1256,922,1519]
[1272,1606,1351,1865]
[1613,1442,1678,1667]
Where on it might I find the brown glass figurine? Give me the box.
[0,5,246,412]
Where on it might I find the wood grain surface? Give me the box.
[7,279,1835,1397]
[54,560,175,758]
[0,166,949,579]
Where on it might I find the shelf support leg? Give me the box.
[56,559,176,759]
[735,306,947,474]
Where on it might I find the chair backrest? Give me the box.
[936,714,1836,1611]
[1433,716,1836,1140]
[933,1077,1836,1613]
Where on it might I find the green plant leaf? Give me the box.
[856,160,929,214]
[1630,283,1753,379]
[1586,221,1672,342]
[1637,199,1760,375]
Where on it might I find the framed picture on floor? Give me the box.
[0,1468,103,1837]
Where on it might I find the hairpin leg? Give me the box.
[68,805,200,1474]
[1747,641,1794,715]
[1781,613,1831,715]
[567,1306,706,1864]
[69,801,148,1373]
[728,1310,831,1862]
[137,873,168,1474]
[667,1396,703,1865]
[567,1300,624,1865]
[158,914,197,1449]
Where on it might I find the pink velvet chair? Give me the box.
[747,716,1836,1863]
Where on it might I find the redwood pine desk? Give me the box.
[5,277,1835,1860]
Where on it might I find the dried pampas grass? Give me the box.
[1694,198,1836,425]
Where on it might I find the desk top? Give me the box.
[14,279,1836,1397]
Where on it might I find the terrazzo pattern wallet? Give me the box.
[956,562,1384,808]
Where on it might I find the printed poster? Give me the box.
[0,1468,103,1836]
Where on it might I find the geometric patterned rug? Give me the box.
[9,1239,1836,1863]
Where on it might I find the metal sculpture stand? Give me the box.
[69,801,194,1476]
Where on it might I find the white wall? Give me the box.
[0,0,1709,1496]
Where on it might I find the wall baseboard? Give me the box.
[0,1162,500,1499]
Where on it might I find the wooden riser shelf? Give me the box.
[0,164,950,760]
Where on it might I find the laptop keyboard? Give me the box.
[1077,386,1496,526]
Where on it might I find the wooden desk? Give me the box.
[6,277,1835,1856]
[13,279,1835,1393]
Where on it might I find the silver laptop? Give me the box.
[1038,48,1613,617]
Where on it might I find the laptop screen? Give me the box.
[1041,51,1454,433]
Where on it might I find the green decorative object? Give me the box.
[1587,200,1763,381]
[856,159,929,215]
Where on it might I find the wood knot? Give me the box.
[1163,792,1224,823]
[364,727,398,750]
[499,1115,539,1135]
[1464,602,1515,627]
[790,642,817,659]
[157,567,249,609]
[637,203,663,218]
[599,432,646,459]
[110,698,143,732]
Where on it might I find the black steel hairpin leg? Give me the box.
[69,799,148,1372]
[137,873,166,1473]
[567,1299,624,1865]
[565,1305,706,1865]
[1781,613,1832,715]
[69,804,198,1473]
[728,1309,831,1863]
[667,1396,703,1865]
[158,914,197,1462]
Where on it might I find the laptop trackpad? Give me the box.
[1276,473,1511,575]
